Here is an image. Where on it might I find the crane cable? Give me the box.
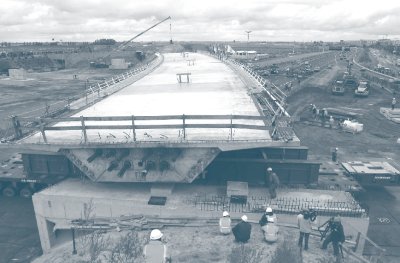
[169,20,172,43]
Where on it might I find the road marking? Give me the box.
[377,217,391,224]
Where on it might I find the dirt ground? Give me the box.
[32,223,356,263]
[286,59,400,161]
[285,52,400,262]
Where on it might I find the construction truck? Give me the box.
[270,64,279,74]
[354,81,370,97]
[0,153,74,197]
[332,80,345,95]
[343,73,358,89]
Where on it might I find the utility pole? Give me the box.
[245,31,252,58]
[245,31,252,42]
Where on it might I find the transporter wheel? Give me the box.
[2,187,16,197]
[19,187,33,198]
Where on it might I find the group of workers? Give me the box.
[142,166,345,262]
[143,209,345,262]
[219,207,279,243]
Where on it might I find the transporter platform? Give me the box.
[4,52,319,185]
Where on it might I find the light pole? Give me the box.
[245,31,252,58]
[245,31,252,42]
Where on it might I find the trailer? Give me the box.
[0,153,75,197]
[342,161,400,186]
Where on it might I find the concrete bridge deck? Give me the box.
[21,53,273,144]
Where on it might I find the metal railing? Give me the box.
[226,58,289,117]
[3,55,164,142]
[208,52,296,142]
[12,114,272,144]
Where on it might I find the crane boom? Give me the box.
[118,16,171,50]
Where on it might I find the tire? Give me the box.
[2,187,16,197]
[19,187,33,198]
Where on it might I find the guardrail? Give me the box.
[207,51,289,117]
[12,114,272,143]
[70,54,164,110]
[3,55,164,142]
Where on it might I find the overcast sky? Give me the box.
[1,0,400,42]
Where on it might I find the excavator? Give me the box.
[90,16,172,68]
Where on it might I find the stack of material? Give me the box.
[380,107,400,124]
[342,120,363,133]
[8,68,27,80]
[109,59,129,69]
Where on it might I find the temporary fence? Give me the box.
[189,193,366,218]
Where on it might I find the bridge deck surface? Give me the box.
[22,53,271,144]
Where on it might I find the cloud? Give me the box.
[1,0,400,42]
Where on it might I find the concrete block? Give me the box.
[8,68,27,80]
[227,181,248,197]
[150,183,175,196]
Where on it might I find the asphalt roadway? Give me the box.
[357,185,400,262]
[0,196,41,263]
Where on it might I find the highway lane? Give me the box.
[0,196,42,263]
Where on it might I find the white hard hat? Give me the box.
[266,207,273,213]
[223,211,229,217]
[267,217,275,223]
[150,229,163,240]
[241,215,248,222]
[267,167,273,172]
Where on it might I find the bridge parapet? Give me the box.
[11,114,275,145]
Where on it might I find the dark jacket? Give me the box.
[330,223,345,243]
[266,172,280,187]
[232,221,251,242]
[259,214,269,226]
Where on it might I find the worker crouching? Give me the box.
[262,217,279,243]
[144,229,171,263]
[232,215,252,243]
[321,217,345,256]
[219,211,232,234]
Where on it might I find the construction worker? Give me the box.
[266,167,280,199]
[331,147,338,162]
[311,104,317,119]
[259,207,278,227]
[392,97,397,110]
[321,217,345,256]
[297,209,312,250]
[263,217,279,243]
[144,229,171,263]
[329,116,335,128]
[219,211,232,234]
[232,215,252,243]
